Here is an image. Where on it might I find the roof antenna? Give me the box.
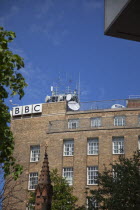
[78,72,80,103]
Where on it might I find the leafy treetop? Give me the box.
[87,151,140,210]
[28,169,86,210]
[51,169,78,210]
[0,27,27,178]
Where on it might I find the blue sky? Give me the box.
[1,0,140,106]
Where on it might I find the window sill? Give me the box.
[68,128,78,129]
[87,154,98,156]
[114,125,125,127]
[113,153,124,155]
[63,155,74,157]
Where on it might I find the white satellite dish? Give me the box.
[66,94,72,101]
[68,101,80,111]
[45,95,51,103]
[111,104,125,109]
[58,95,63,101]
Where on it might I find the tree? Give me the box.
[87,151,140,210]
[28,169,85,210]
[51,169,78,210]
[0,164,27,210]
[0,26,27,178]
[1,161,39,210]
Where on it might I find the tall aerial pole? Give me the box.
[78,72,80,103]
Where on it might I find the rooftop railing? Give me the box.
[66,98,140,112]
[48,114,140,133]
[76,99,127,111]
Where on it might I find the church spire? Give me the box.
[35,146,53,210]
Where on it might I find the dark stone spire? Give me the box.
[35,146,53,210]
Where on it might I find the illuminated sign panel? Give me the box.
[12,104,42,116]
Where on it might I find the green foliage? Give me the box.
[87,151,140,210]
[0,27,27,178]
[51,169,78,210]
[28,169,85,210]
[28,191,36,209]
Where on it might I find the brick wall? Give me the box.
[8,101,140,209]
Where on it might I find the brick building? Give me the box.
[9,97,140,209]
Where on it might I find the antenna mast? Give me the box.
[78,72,80,103]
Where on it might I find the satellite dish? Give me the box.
[68,101,80,111]
[58,95,63,101]
[45,96,51,103]
[111,104,125,109]
[66,94,72,101]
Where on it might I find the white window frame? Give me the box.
[87,138,99,155]
[28,172,38,190]
[68,119,79,129]
[63,139,74,156]
[87,166,98,185]
[113,137,124,154]
[91,117,101,127]
[114,116,125,126]
[30,145,40,162]
[63,167,73,185]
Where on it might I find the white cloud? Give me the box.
[30,4,67,46]
[28,0,69,46]
[30,22,64,46]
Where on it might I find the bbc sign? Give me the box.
[12,104,42,116]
